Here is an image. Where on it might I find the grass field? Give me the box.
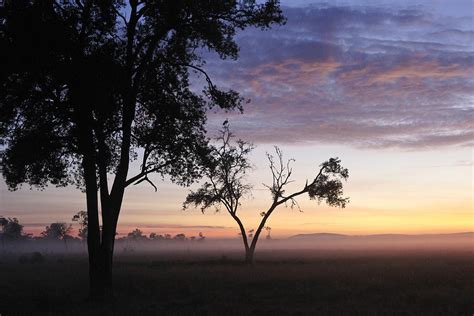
[0,249,473,315]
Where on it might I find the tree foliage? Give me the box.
[41,222,73,240]
[126,228,146,241]
[72,210,88,241]
[0,216,24,241]
[0,0,285,191]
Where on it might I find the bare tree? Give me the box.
[184,125,349,264]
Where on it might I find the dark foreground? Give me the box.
[1,249,473,315]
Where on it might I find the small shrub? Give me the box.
[19,254,28,264]
[19,252,45,264]
[30,252,45,264]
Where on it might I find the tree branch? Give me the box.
[133,175,157,192]
[112,5,128,27]
[124,160,172,188]
[181,63,217,92]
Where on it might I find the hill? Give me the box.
[288,232,474,241]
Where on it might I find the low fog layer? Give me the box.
[2,233,472,258]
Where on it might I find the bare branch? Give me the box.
[182,64,217,91]
[124,160,172,187]
[133,175,157,192]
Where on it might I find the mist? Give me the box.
[3,232,472,261]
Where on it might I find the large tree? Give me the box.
[184,125,349,263]
[0,0,284,298]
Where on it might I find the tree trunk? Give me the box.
[85,183,120,301]
[88,246,114,301]
[230,214,251,264]
[75,92,103,301]
[86,161,127,300]
[89,188,124,300]
[99,245,114,298]
[244,207,278,265]
[244,247,255,265]
[83,165,103,301]
[72,80,122,301]
[84,173,102,301]
[103,209,119,294]
[88,248,102,300]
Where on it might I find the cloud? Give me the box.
[204,3,474,149]
[122,224,232,230]
[453,160,473,167]
[18,223,231,230]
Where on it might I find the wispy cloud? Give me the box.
[122,224,232,230]
[205,3,473,149]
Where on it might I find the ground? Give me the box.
[0,249,473,315]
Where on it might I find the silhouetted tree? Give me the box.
[198,232,206,241]
[247,229,254,238]
[41,222,73,240]
[127,228,146,241]
[0,0,284,298]
[72,210,88,241]
[173,233,186,241]
[41,222,73,250]
[0,216,23,239]
[0,216,24,249]
[184,125,349,263]
[265,226,272,240]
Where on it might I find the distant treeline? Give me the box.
[122,229,206,242]
[0,214,206,249]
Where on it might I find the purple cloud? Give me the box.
[203,4,473,149]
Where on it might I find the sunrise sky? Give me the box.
[0,0,472,238]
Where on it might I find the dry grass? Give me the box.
[0,249,473,315]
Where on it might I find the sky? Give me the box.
[0,1,473,238]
